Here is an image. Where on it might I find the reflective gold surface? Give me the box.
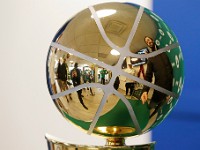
[45,134,155,150]
[46,2,184,137]
[94,126,135,135]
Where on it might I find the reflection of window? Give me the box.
[130,48,148,66]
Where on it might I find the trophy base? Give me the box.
[45,134,155,150]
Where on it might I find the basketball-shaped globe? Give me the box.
[46,2,184,137]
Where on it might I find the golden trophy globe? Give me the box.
[46,2,184,150]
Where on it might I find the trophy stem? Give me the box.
[106,137,125,146]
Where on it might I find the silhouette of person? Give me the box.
[57,57,72,102]
[114,76,120,90]
[124,65,136,96]
[125,82,135,96]
[141,36,173,118]
[88,71,94,96]
[137,49,148,79]
[70,63,88,110]
[100,68,108,85]
[137,64,145,79]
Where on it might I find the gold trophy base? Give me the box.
[45,134,155,150]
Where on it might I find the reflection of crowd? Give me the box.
[118,36,173,118]
[50,36,173,117]
[55,59,98,110]
[51,53,91,110]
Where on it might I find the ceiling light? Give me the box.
[91,9,116,18]
[110,49,120,56]
[131,58,138,61]
[83,64,88,67]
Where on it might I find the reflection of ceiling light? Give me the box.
[69,60,73,63]
[69,53,73,55]
[110,49,120,56]
[91,9,116,18]
[83,64,88,67]
[96,127,107,133]
[131,58,138,61]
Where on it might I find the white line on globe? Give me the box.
[50,4,180,136]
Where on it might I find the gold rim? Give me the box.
[94,126,135,135]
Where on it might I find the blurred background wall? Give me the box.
[153,1,200,150]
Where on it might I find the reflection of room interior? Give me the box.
[50,47,157,133]
[50,48,154,100]
[51,50,111,85]
[120,56,146,91]
[97,67,111,83]
[120,54,154,100]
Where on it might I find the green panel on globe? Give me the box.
[94,99,149,137]
[63,111,91,131]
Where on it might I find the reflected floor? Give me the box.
[54,80,158,130]
[57,87,120,122]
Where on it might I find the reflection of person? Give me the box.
[82,69,94,96]
[70,63,88,110]
[114,76,120,90]
[124,65,136,96]
[137,49,148,79]
[137,64,145,79]
[57,57,72,101]
[88,71,94,96]
[125,82,135,96]
[82,69,88,84]
[100,68,108,85]
[141,36,173,118]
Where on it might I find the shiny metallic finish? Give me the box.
[46,2,184,137]
[94,126,136,135]
[45,134,155,150]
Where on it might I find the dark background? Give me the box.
[153,1,200,149]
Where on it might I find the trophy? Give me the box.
[46,2,184,150]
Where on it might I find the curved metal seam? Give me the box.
[127,42,180,59]
[87,5,143,135]
[50,43,179,99]
[87,92,110,135]
[113,90,142,134]
[51,42,179,64]
[124,6,144,48]
[49,5,180,136]
[51,42,112,70]
[88,6,120,51]
[51,83,105,100]
[120,70,178,98]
